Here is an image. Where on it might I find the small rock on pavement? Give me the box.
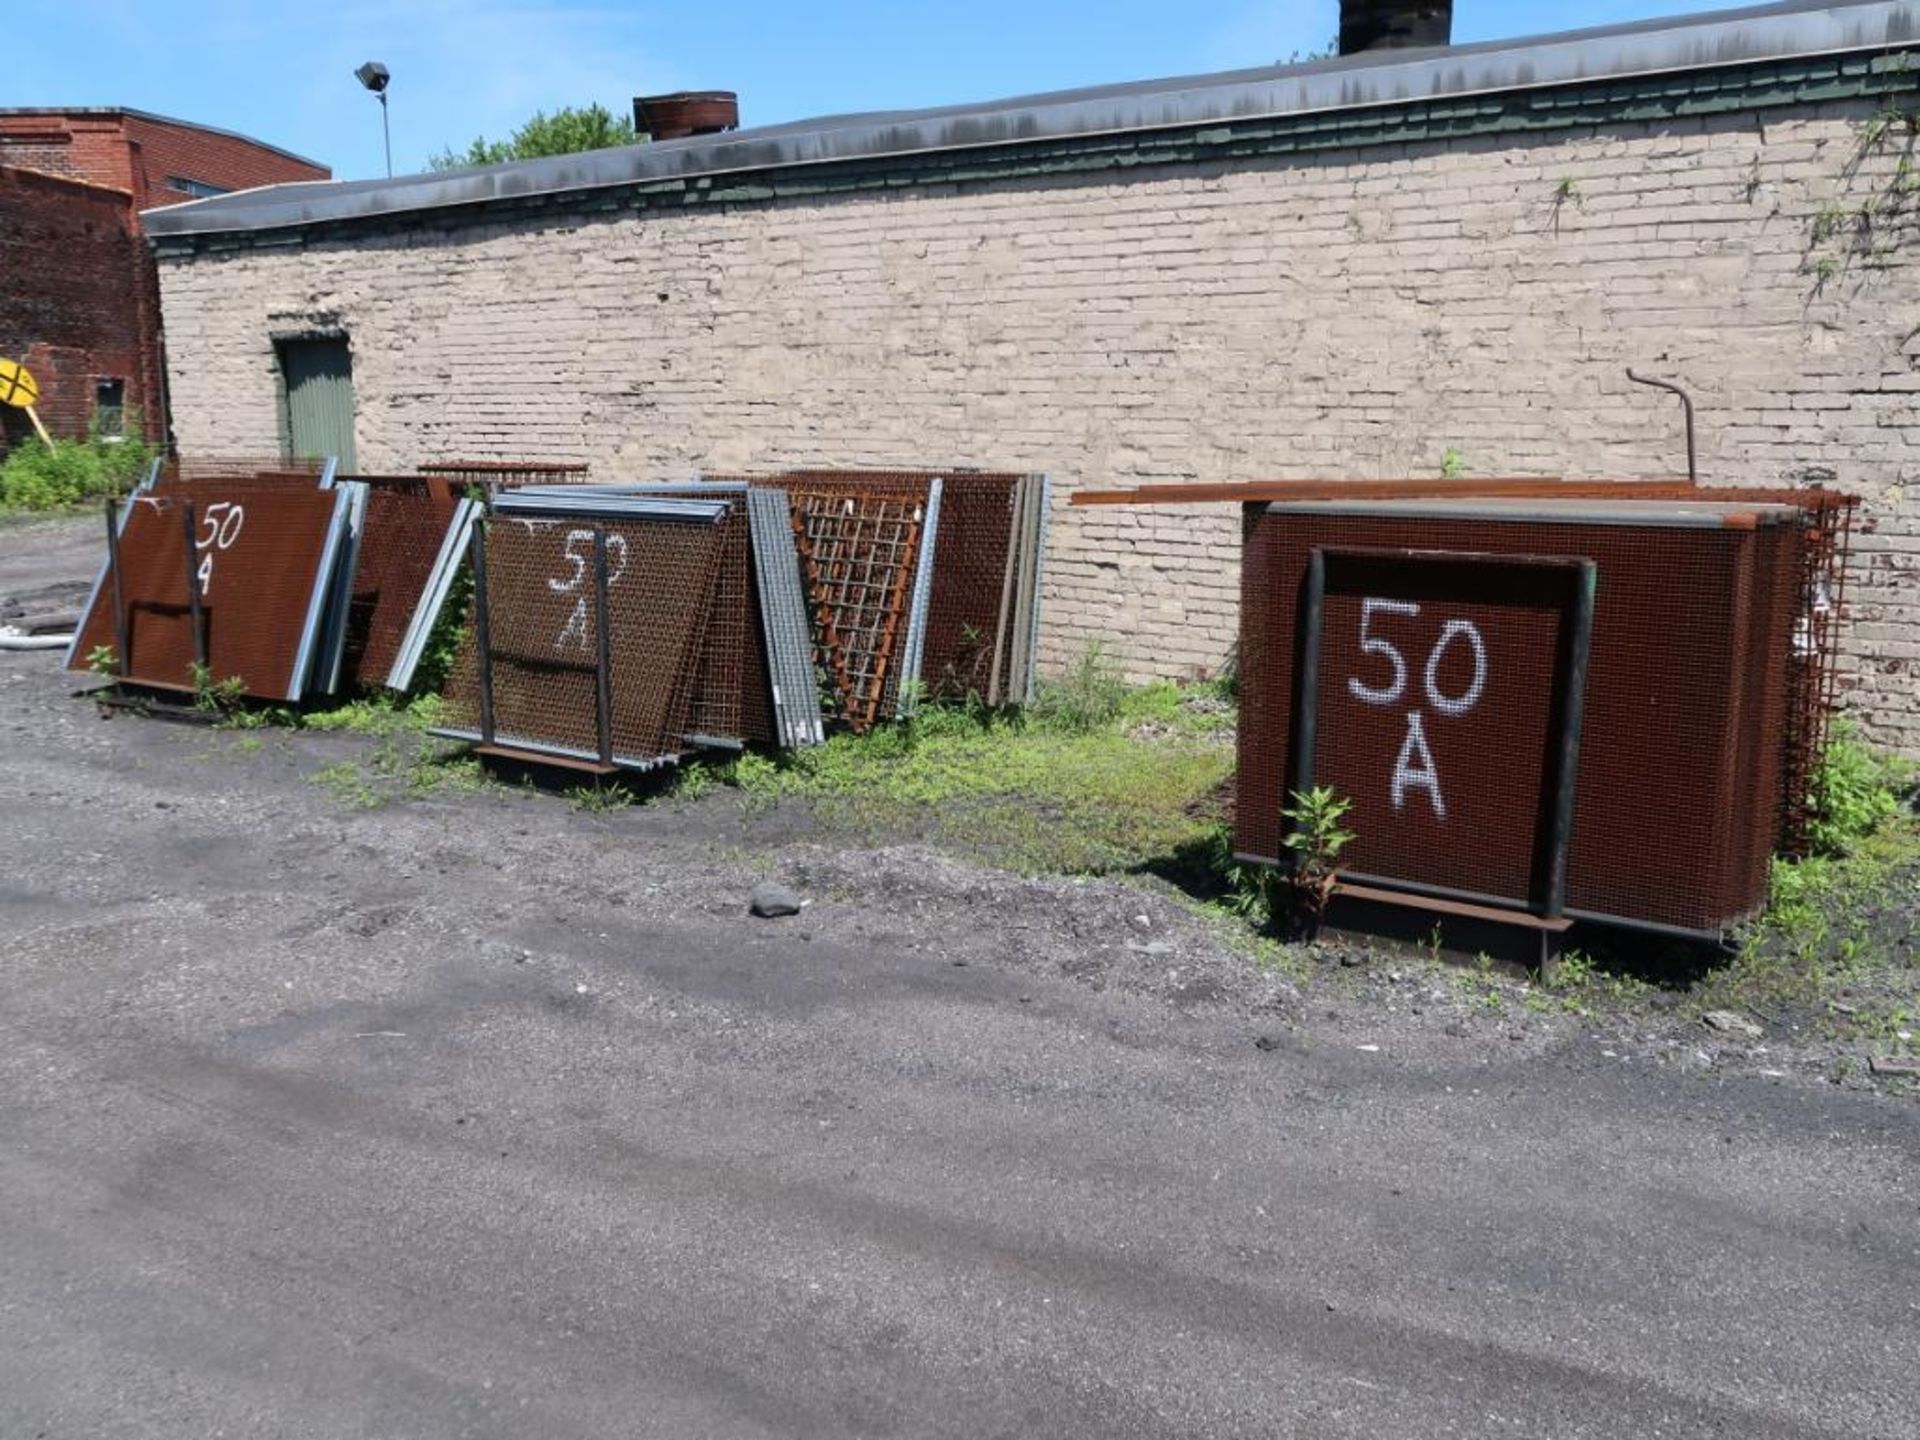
[749,882,805,919]
[1702,1010,1764,1040]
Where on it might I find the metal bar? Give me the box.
[987,478,1021,707]
[1539,560,1597,918]
[592,524,614,767]
[1333,878,1573,934]
[1287,547,1328,855]
[471,519,496,747]
[180,500,208,673]
[1069,478,1843,507]
[1626,368,1697,486]
[104,498,131,681]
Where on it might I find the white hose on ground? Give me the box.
[0,632,73,651]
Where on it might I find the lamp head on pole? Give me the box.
[354,61,390,95]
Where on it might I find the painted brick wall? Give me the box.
[0,165,160,447]
[155,102,1920,753]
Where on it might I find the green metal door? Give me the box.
[279,337,356,469]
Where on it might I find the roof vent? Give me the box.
[1338,1,1452,54]
[632,91,740,142]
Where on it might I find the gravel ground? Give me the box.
[2,515,1917,1438]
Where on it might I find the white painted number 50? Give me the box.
[1343,597,1489,823]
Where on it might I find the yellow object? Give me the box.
[0,358,40,409]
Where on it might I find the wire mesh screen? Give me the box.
[69,485,343,701]
[437,513,722,767]
[786,470,1021,701]
[157,455,328,488]
[781,480,930,733]
[343,485,462,688]
[1239,506,1803,934]
[1308,552,1585,908]
[419,461,591,496]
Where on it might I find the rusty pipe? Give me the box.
[1627,368,1697,487]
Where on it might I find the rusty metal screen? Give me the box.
[419,460,591,496]
[1238,500,1805,935]
[340,484,463,689]
[434,504,725,770]
[779,478,932,733]
[68,485,347,702]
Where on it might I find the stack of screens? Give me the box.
[1232,496,1814,937]
[65,483,349,702]
[766,470,1050,707]
[775,473,939,733]
[430,493,730,772]
[322,475,479,693]
[418,460,591,496]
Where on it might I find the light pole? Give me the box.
[355,61,392,178]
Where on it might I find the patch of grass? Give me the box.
[1695,729,1918,1033]
[691,676,1235,875]
[303,695,487,809]
[1027,642,1129,734]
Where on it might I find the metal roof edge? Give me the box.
[142,0,1919,239]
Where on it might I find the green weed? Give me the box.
[0,435,158,512]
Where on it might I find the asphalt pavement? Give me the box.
[0,517,1915,1438]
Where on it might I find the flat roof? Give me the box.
[0,106,326,173]
[141,0,1917,238]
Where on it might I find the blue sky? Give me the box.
[16,0,1740,181]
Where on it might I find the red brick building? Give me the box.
[0,108,327,451]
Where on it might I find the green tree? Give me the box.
[428,103,638,171]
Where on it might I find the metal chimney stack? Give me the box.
[1338,0,1453,54]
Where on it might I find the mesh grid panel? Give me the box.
[785,470,1020,700]
[439,514,720,766]
[1311,553,1580,906]
[419,461,591,496]
[158,455,327,488]
[781,482,929,733]
[69,485,342,701]
[1239,508,1802,934]
[344,486,462,688]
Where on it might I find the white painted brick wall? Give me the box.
[157,101,1920,752]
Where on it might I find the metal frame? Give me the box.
[384,496,482,692]
[310,479,369,695]
[894,476,944,718]
[284,488,352,703]
[1288,545,1597,923]
[744,486,826,747]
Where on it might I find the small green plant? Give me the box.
[1554,176,1580,202]
[1029,642,1127,734]
[1440,447,1466,480]
[1806,721,1907,857]
[1280,785,1357,934]
[188,661,247,716]
[566,782,632,814]
[85,644,118,678]
[1811,201,1850,243]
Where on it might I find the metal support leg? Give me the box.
[104,498,131,681]
[592,525,614,767]
[179,501,208,674]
